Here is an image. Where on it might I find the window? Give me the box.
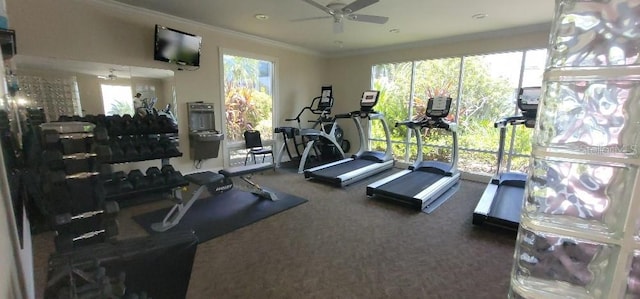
[371,49,547,175]
[101,84,134,115]
[222,53,275,166]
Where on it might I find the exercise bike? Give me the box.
[274,86,348,173]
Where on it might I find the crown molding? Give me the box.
[328,22,553,58]
[88,0,325,57]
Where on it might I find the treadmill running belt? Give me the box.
[378,171,442,197]
[310,159,377,178]
[489,185,524,224]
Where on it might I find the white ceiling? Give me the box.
[110,0,555,55]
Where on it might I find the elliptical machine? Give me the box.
[274,86,347,173]
[472,87,540,230]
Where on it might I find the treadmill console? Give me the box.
[318,85,333,111]
[360,90,380,112]
[426,97,452,118]
[518,87,540,119]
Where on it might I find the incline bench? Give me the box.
[151,162,277,232]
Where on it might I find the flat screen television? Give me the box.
[154,25,202,67]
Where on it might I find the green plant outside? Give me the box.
[107,99,134,116]
[223,55,273,142]
[371,55,535,174]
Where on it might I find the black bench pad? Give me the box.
[184,171,226,186]
[219,163,274,177]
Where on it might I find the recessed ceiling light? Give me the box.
[255,14,269,20]
[472,13,488,19]
[389,28,400,33]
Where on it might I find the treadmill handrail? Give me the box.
[494,115,534,128]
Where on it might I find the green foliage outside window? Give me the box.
[223,55,273,142]
[108,99,134,116]
[371,54,535,174]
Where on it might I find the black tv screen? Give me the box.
[154,25,202,67]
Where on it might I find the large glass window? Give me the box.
[370,49,547,175]
[222,53,275,166]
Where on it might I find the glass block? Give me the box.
[549,0,640,67]
[626,251,640,298]
[524,157,636,237]
[535,80,640,158]
[512,227,616,298]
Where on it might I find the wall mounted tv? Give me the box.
[154,25,202,67]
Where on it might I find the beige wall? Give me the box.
[326,30,551,151]
[0,1,554,297]
[7,0,328,172]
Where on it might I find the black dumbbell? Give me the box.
[132,114,149,134]
[47,170,100,185]
[121,114,136,135]
[53,201,119,227]
[54,222,117,252]
[146,167,165,186]
[148,138,164,158]
[93,126,109,143]
[42,129,61,145]
[109,140,124,162]
[111,171,133,193]
[108,115,124,136]
[121,139,140,161]
[95,114,107,126]
[42,150,65,170]
[133,137,152,159]
[127,169,149,190]
[161,165,184,184]
[92,144,113,163]
[157,115,177,133]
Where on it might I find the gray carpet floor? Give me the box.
[32,168,518,299]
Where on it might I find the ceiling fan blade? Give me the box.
[301,0,332,14]
[343,0,379,13]
[333,21,344,34]
[348,14,389,24]
[290,16,333,22]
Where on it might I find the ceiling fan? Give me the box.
[98,69,118,80]
[295,0,389,33]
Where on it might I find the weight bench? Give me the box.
[151,162,277,232]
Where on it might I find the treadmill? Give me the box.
[472,87,540,230]
[303,90,394,187]
[367,96,460,213]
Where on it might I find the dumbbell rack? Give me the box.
[59,113,188,208]
[40,122,120,252]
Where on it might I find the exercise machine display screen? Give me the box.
[321,85,333,104]
[361,90,380,107]
[426,97,452,118]
[518,87,540,112]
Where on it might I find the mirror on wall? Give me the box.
[11,55,176,122]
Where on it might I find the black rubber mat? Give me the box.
[133,189,307,243]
